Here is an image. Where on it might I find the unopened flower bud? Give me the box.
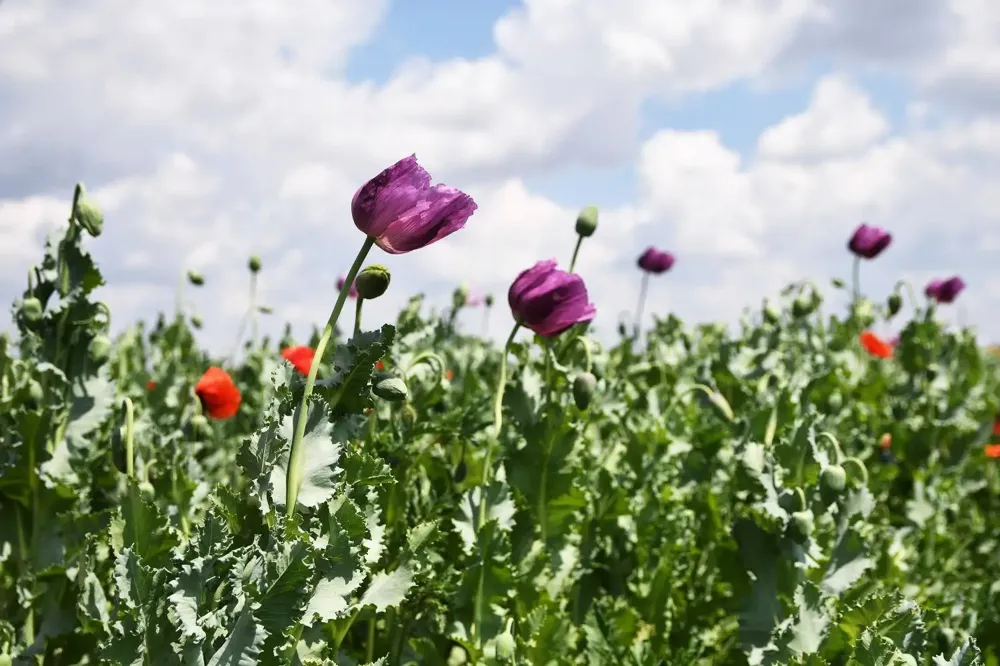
[258,305,273,314]
[71,183,104,237]
[792,294,814,318]
[485,294,494,307]
[788,510,814,542]
[452,284,469,310]
[187,270,204,286]
[820,464,847,494]
[88,335,111,365]
[373,372,408,402]
[572,372,597,410]
[887,292,902,317]
[705,390,734,422]
[20,297,43,323]
[25,379,44,406]
[248,255,262,273]
[575,205,598,238]
[190,316,203,329]
[494,619,516,659]
[356,264,391,300]
[763,299,780,324]
[778,488,805,514]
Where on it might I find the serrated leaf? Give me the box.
[270,404,346,509]
[358,567,414,612]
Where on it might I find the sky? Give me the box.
[2,0,1000,352]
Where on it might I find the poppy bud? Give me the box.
[495,620,516,659]
[778,488,805,513]
[705,390,734,422]
[73,194,104,238]
[88,335,111,365]
[485,294,494,307]
[788,510,814,542]
[258,305,273,314]
[447,646,468,666]
[111,426,127,473]
[820,464,847,494]
[248,255,262,273]
[572,372,597,410]
[618,322,627,337]
[887,292,902,317]
[139,481,155,500]
[763,300,780,324]
[25,379,44,407]
[191,316,203,329]
[373,372,408,402]
[20,297,43,323]
[187,270,204,286]
[575,205,598,238]
[792,294,814,318]
[453,459,467,483]
[356,264,391,300]
[452,284,469,310]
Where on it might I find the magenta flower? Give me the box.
[352,155,477,254]
[926,276,965,304]
[848,223,892,259]
[637,247,675,274]
[337,275,359,299]
[508,259,596,337]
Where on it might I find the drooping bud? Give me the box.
[372,371,408,402]
[20,297,43,323]
[763,299,780,324]
[484,294,494,307]
[792,294,814,318]
[705,390,735,422]
[191,316,203,330]
[820,464,847,494]
[187,270,205,286]
[778,488,805,514]
[572,372,597,410]
[248,255,262,273]
[356,264,391,300]
[25,379,44,407]
[88,335,111,365]
[72,183,104,237]
[452,283,469,310]
[494,619,516,660]
[887,292,902,317]
[788,510,814,542]
[575,205,598,238]
[258,305,273,314]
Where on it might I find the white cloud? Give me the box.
[1,0,1000,351]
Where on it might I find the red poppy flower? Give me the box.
[376,361,384,371]
[146,380,157,391]
[879,433,891,449]
[993,419,1000,437]
[860,331,893,359]
[281,346,316,377]
[194,367,241,420]
[445,369,454,381]
[985,444,1000,459]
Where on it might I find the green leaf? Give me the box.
[206,609,268,666]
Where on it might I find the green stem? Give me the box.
[851,255,861,307]
[366,616,375,662]
[175,271,185,319]
[123,398,135,478]
[333,608,362,652]
[568,235,584,274]
[286,236,375,515]
[633,272,650,340]
[575,336,593,373]
[817,431,844,463]
[354,297,365,338]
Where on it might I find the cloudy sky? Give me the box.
[2,0,999,351]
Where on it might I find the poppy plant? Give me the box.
[352,154,478,255]
[634,247,675,337]
[508,259,596,338]
[925,276,965,304]
[860,331,893,359]
[281,346,316,377]
[194,367,241,420]
[847,223,892,260]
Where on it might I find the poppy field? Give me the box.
[2,160,1000,666]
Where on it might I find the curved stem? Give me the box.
[354,297,365,338]
[817,431,844,463]
[633,273,650,339]
[568,235,584,274]
[286,236,375,515]
[574,336,593,373]
[893,279,919,318]
[662,383,715,421]
[842,457,869,486]
[404,351,445,381]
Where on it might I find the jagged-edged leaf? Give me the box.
[358,567,414,613]
[206,609,268,666]
[455,483,516,555]
[270,404,351,509]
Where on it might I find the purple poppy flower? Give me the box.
[352,155,477,254]
[337,275,359,299]
[848,223,892,259]
[508,259,596,337]
[637,247,675,274]
[928,276,965,304]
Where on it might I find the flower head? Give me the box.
[338,275,359,299]
[508,259,596,337]
[146,380,157,391]
[281,346,316,377]
[848,224,892,259]
[926,276,965,304]
[352,155,477,255]
[860,331,893,359]
[993,418,1000,437]
[985,444,1000,459]
[637,247,675,274]
[194,367,241,420]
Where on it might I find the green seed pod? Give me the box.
[248,255,262,273]
[88,335,111,365]
[20,297,43,322]
[356,264,391,300]
[25,379,44,406]
[887,292,902,317]
[572,372,597,410]
[373,372,408,402]
[73,195,104,237]
[190,316,203,329]
[447,646,468,666]
[778,488,804,513]
[111,426,127,474]
[788,510,814,542]
[821,464,847,494]
[575,205,598,238]
[706,390,734,422]
[187,270,205,286]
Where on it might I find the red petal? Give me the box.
[194,367,241,420]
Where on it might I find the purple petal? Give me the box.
[352,155,432,238]
[376,186,477,254]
